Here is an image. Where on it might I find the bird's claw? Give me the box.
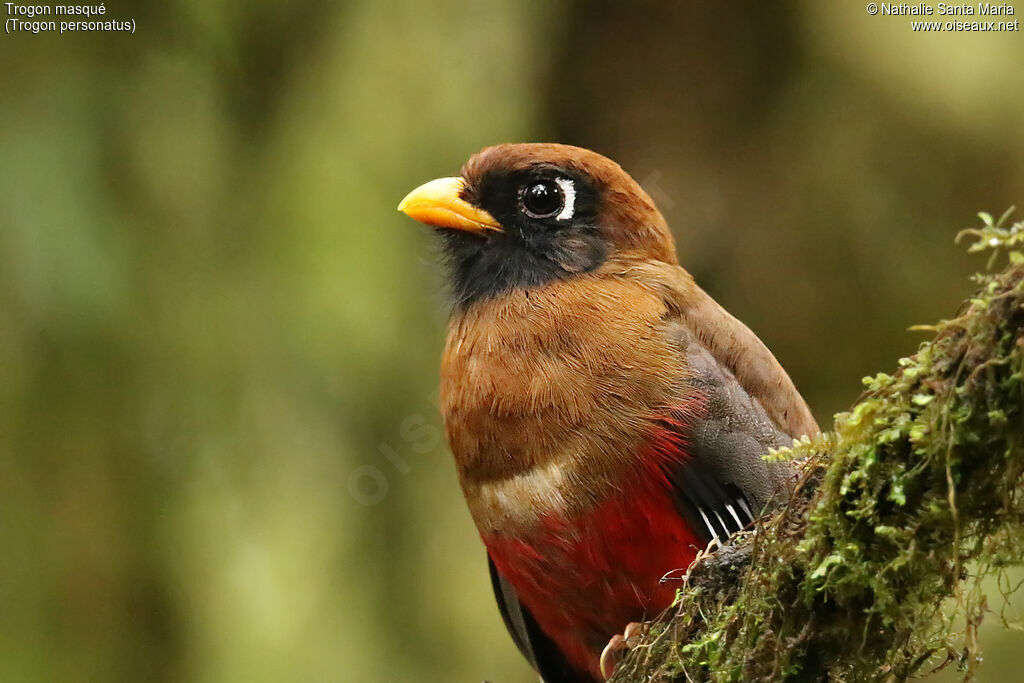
[598,621,646,680]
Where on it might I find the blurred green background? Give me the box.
[2,2,1023,681]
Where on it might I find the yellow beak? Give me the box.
[397,177,502,234]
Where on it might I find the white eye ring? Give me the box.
[554,178,576,221]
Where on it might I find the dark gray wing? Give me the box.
[664,321,802,543]
[666,458,757,544]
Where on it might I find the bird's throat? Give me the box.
[440,229,606,307]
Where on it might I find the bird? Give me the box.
[398,143,818,682]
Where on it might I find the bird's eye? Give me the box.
[521,180,565,219]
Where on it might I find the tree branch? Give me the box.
[613,215,1024,682]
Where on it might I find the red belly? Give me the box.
[483,460,701,679]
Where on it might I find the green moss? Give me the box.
[613,214,1024,682]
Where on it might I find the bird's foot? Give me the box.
[598,621,646,680]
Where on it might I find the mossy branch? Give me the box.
[612,212,1024,682]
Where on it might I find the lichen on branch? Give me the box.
[612,212,1024,682]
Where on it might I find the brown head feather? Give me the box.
[461,143,678,264]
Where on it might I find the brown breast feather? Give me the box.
[440,256,817,535]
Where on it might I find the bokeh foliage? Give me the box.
[1,2,1022,682]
